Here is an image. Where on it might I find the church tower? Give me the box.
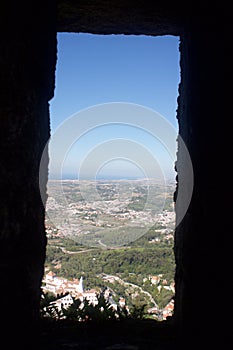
[77,276,84,293]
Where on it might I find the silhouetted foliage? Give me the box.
[40,291,149,323]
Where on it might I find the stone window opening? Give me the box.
[42,31,180,324]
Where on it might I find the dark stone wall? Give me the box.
[57,0,183,35]
[0,1,57,347]
[174,11,233,347]
[0,0,232,348]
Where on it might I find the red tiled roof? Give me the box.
[47,271,56,276]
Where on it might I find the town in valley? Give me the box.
[42,178,176,321]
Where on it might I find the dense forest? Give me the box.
[46,226,175,281]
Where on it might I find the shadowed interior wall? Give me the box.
[0,1,232,348]
[174,14,233,346]
[0,1,57,346]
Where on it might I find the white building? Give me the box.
[50,293,74,312]
[42,271,84,297]
[81,289,98,305]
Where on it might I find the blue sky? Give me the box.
[49,33,180,180]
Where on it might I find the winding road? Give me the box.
[101,273,158,307]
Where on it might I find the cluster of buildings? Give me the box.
[148,299,174,320]
[147,275,175,292]
[42,270,126,313]
[42,271,174,321]
[147,275,175,320]
[45,187,176,238]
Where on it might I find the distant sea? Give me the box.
[49,174,146,181]
[48,174,176,183]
